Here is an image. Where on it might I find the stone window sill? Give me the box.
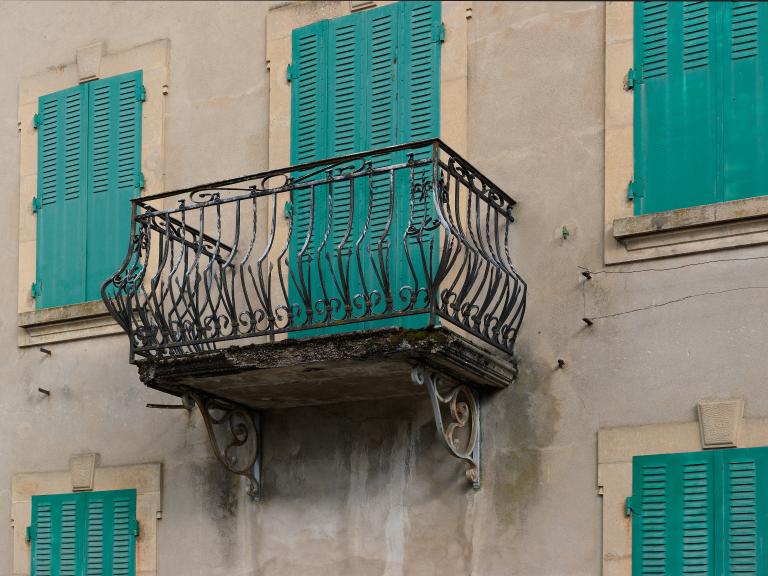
[17,300,122,347]
[612,196,768,255]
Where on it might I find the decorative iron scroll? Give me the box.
[411,365,481,488]
[184,393,262,500]
[103,139,526,361]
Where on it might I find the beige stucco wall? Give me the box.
[1,2,768,575]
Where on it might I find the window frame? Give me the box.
[604,2,768,265]
[16,39,168,346]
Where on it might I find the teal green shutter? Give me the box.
[722,2,768,202]
[289,20,329,331]
[715,447,768,575]
[634,2,719,215]
[30,490,136,576]
[36,86,88,308]
[86,71,143,302]
[288,1,440,335]
[85,490,137,576]
[632,451,715,575]
[31,493,85,576]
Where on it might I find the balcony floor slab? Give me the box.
[137,327,516,409]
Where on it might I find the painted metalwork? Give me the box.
[411,364,481,488]
[184,393,262,500]
[102,139,526,361]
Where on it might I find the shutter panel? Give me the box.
[86,71,143,302]
[715,447,768,575]
[289,21,329,331]
[396,1,441,321]
[36,85,88,308]
[634,2,719,215]
[31,493,85,576]
[85,490,137,576]
[632,452,715,575]
[722,2,768,202]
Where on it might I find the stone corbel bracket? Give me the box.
[411,365,481,488]
[183,392,263,501]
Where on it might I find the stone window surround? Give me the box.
[11,460,162,576]
[604,2,768,264]
[597,404,768,576]
[16,39,169,347]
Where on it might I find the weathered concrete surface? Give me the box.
[140,328,515,408]
[2,2,768,576]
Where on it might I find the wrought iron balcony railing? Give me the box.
[103,139,526,362]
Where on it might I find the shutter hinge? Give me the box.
[284,201,293,219]
[31,282,40,300]
[133,520,140,538]
[137,84,147,102]
[136,172,145,190]
[625,496,634,518]
[625,68,637,91]
[627,179,643,201]
[26,526,33,543]
[33,113,41,129]
[433,22,446,43]
[32,196,42,213]
[286,64,298,82]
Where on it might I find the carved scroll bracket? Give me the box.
[411,365,481,489]
[183,393,262,501]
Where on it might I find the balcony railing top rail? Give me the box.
[103,139,527,362]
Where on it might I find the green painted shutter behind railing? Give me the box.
[36,86,88,308]
[289,1,440,335]
[31,491,136,576]
[85,71,143,302]
[634,1,719,215]
[631,451,715,575]
[722,2,768,202]
[31,493,85,576]
[715,447,768,575]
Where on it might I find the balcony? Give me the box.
[103,139,526,496]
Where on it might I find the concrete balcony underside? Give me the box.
[138,327,516,410]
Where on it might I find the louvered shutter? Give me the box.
[288,2,441,334]
[723,2,768,202]
[85,490,137,576]
[715,447,768,575]
[396,1,441,322]
[359,3,400,323]
[31,493,85,576]
[631,451,715,575]
[36,86,88,308]
[634,1,719,215]
[85,71,143,302]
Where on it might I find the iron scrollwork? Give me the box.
[184,393,262,500]
[411,365,481,489]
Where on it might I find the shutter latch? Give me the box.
[625,68,637,91]
[32,196,42,213]
[31,282,40,300]
[432,22,446,43]
[286,64,298,82]
[627,179,643,201]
